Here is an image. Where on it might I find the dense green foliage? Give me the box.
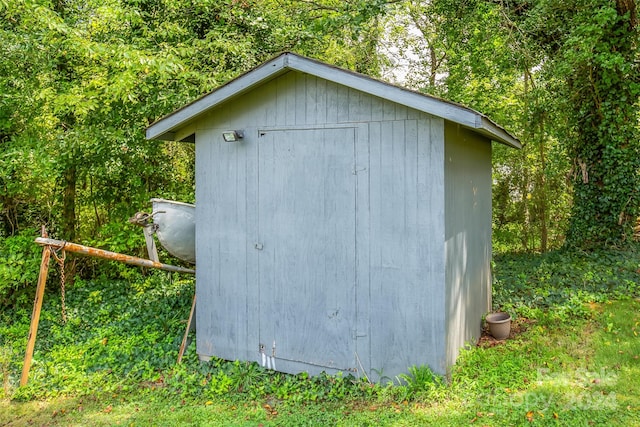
[383,0,639,251]
[0,0,390,304]
[1,0,639,368]
[2,2,639,424]
[493,243,640,320]
[507,0,640,248]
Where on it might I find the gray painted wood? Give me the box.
[366,117,447,378]
[257,128,357,374]
[146,53,520,148]
[354,123,370,375]
[444,123,493,368]
[188,68,494,380]
[195,126,255,362]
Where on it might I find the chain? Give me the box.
[50,245,67,323]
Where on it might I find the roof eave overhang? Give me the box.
[475,116,522,149]
[146,52,521,149]
[146,54,292,141]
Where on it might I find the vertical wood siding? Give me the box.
[194,70,459,378]
[444,123,492,368]
[257,128,357,373]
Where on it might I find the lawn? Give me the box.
[1,247,639,426]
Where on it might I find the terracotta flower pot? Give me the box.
[486,312,511,340]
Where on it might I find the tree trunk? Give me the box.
[566,1,639,247]
[537,118,548,252]
[62,166,76,242]
[429,45,437,87]
[616,0,637,28]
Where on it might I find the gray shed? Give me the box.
[147,52,520,379]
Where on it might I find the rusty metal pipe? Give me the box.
[35,237,195,274]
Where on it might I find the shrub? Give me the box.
[0,229,42,309]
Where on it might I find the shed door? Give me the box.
[257,128,357,374]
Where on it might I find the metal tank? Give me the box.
[150,198,196,264]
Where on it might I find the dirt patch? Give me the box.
[477,317,536,348]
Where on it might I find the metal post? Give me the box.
[177,295,197,363]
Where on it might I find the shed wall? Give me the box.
[443,122,492,369]
[194,70,448,378]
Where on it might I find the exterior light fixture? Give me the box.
[222,130,244,142]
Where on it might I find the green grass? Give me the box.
[1,247,640,426]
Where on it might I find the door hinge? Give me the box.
[352,165,367,175]
[351,329,367,339]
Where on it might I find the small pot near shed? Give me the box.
[485,312,511,340]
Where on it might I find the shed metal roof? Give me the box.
[146,52,521,149]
